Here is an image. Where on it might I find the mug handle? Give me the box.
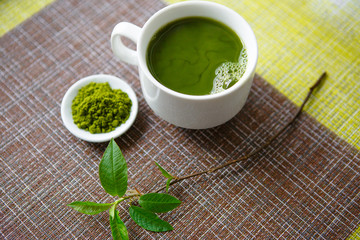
[111,22,141,65]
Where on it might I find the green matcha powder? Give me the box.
[72,82,132,134]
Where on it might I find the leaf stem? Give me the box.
[154,72,327,193]
[114,194,141,205]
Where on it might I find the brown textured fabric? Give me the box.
[1,0,359,239]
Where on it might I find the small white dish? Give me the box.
[61,74,138,143]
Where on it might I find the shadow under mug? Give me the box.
[111,1,258,129]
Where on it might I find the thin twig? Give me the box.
[155,72,327,193]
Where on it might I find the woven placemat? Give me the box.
[1,0,359,239]
[0,0,55,37]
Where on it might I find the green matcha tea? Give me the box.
[146,17,247,95]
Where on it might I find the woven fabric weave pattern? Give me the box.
[1,0,359,239]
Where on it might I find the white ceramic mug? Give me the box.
[111,1,257,129]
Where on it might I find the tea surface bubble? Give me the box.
[211,49,247,94]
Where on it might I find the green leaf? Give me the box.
[165,179,172,193]
[110,209,129,240]
[67,201,113,215]
[129,206,173,232]
[139,193,181,213]
[109,204,116,219]
[99,139,128,197]
[155,162,174,192]
[155,162,174,179]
